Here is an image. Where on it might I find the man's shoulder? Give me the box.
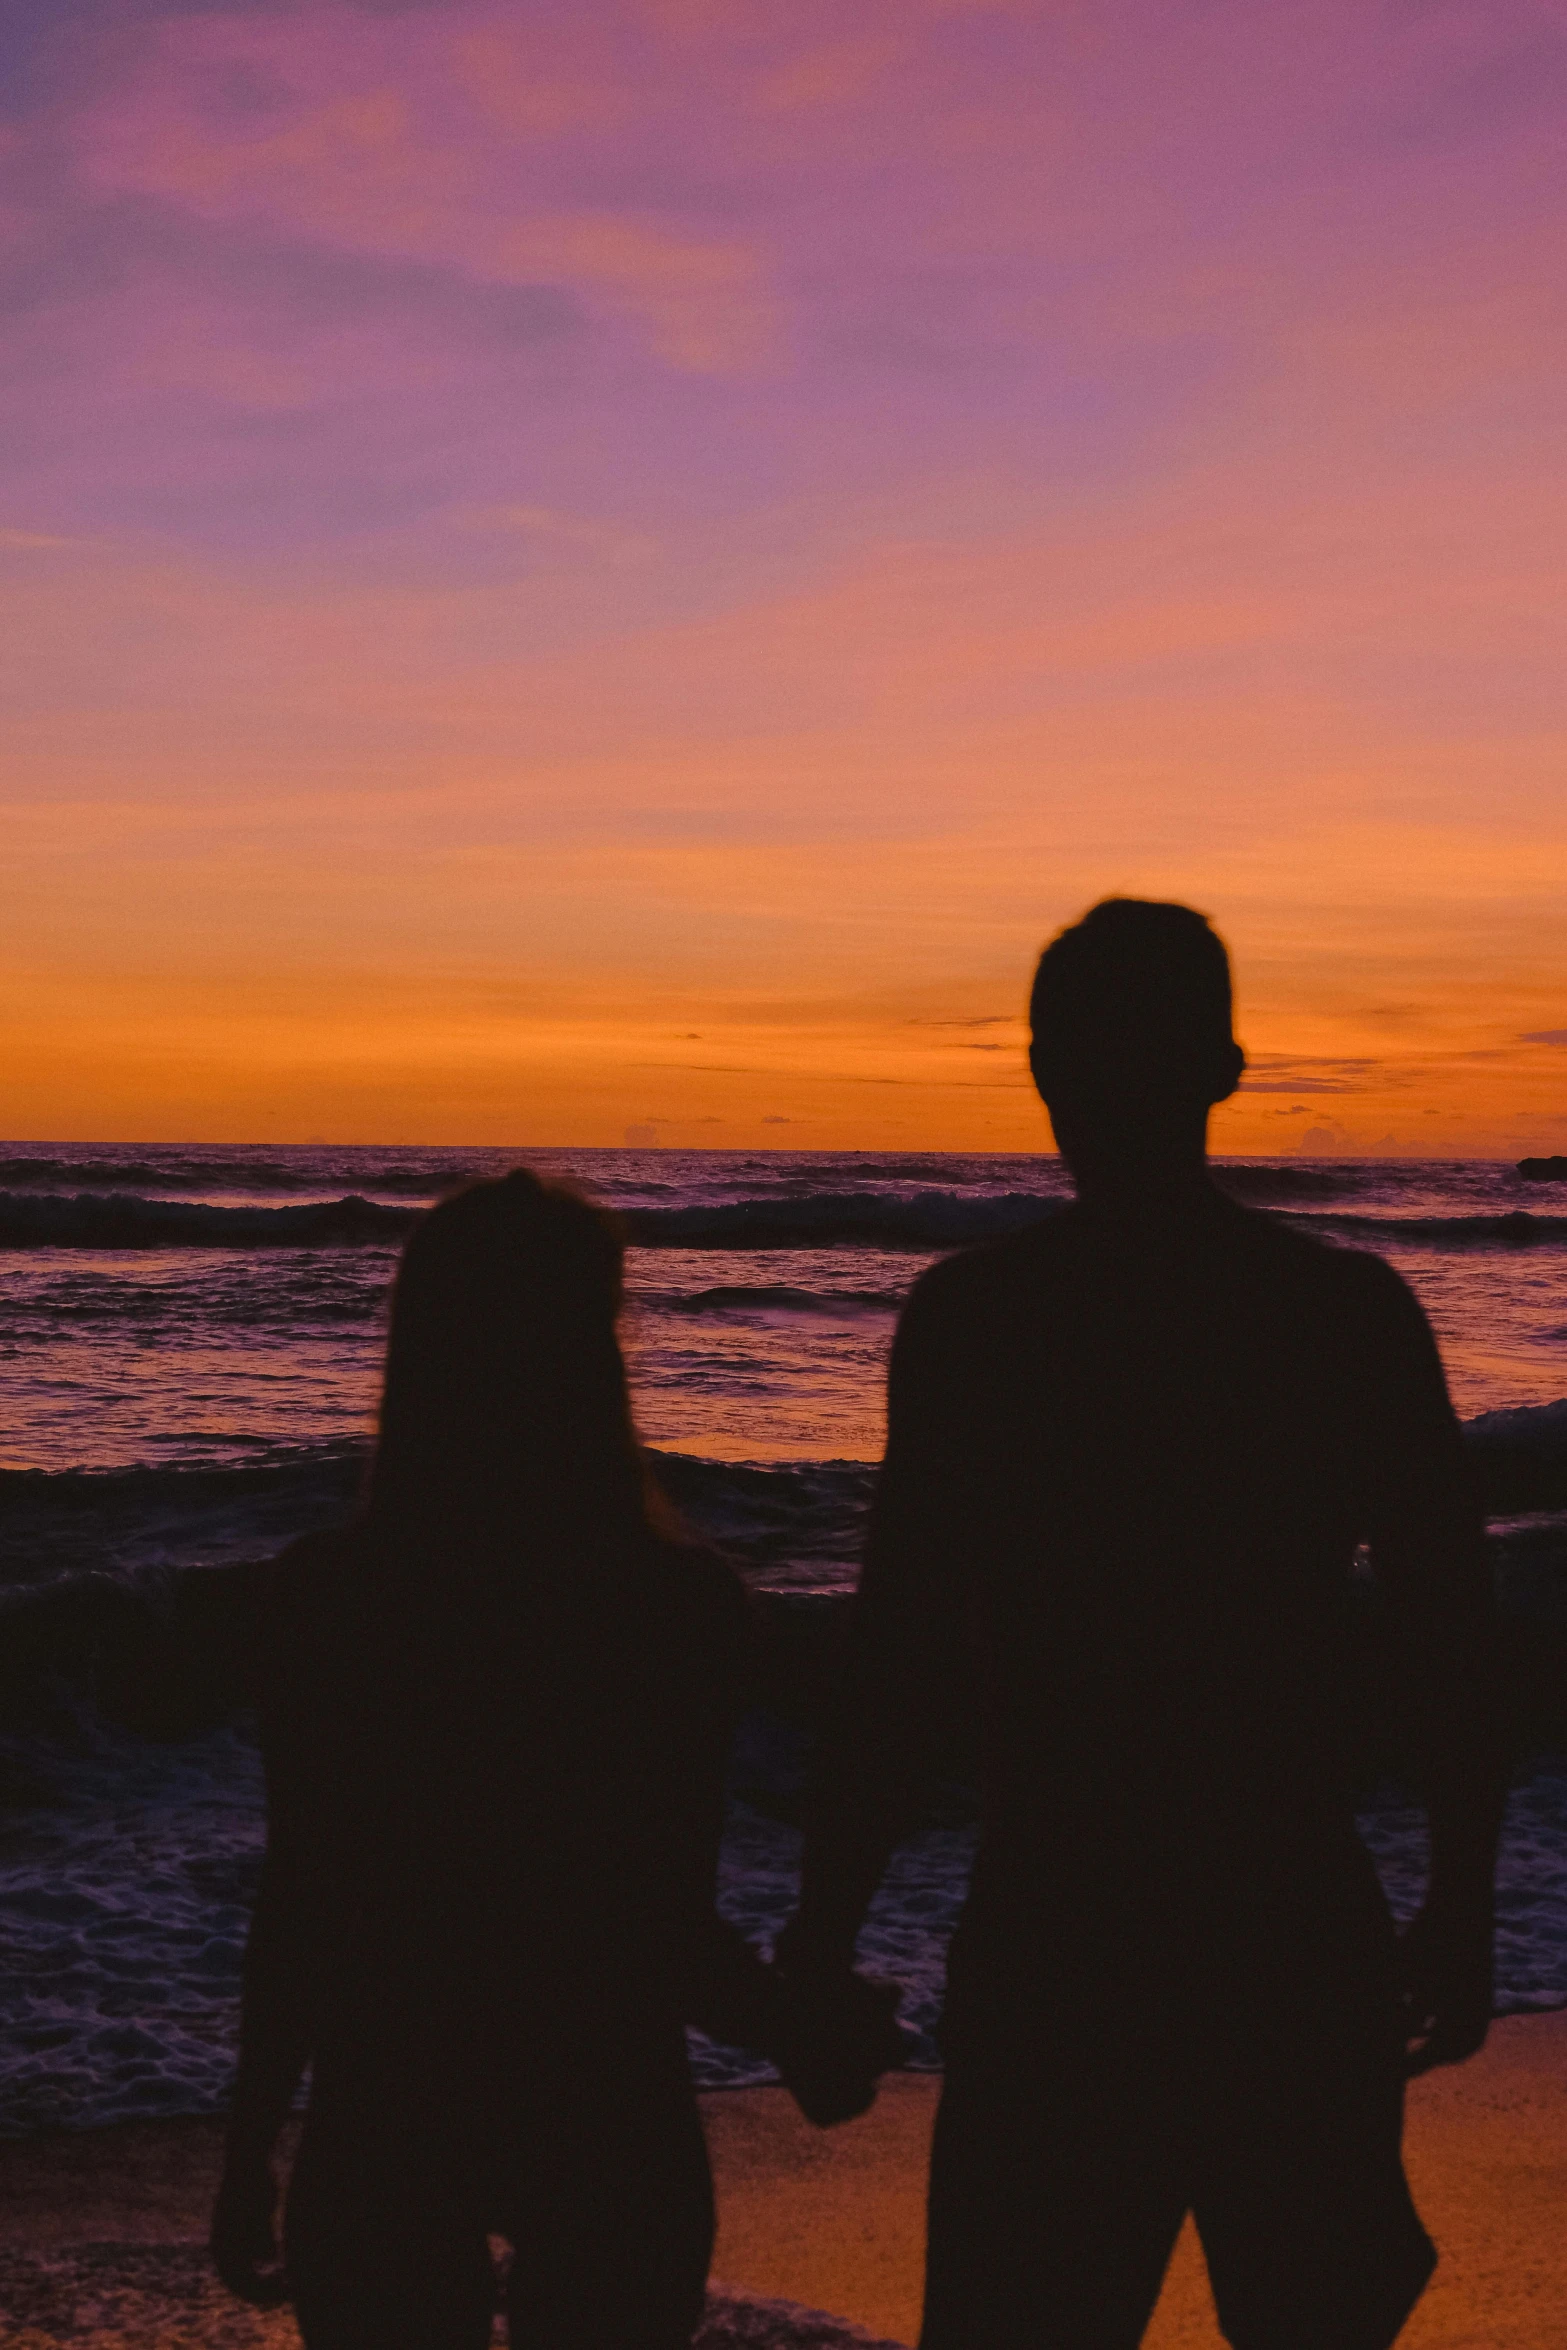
[1203,1212,1442,1398]
[910,1197,1417,1314]
[1228,1207,1414,1305]
[903,1210,1078,1328]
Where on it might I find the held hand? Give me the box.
[771,1967,913,2129]
[211,2157,288,2307]
[1399,1898,1494,2078]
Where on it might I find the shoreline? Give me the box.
[3,2011,1565,2347]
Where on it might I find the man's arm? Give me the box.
[663,1554,779,2049]
[1357,1258,1507,2075]
[779,1269,969,1984]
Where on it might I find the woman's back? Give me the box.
[257,1517,754,2024]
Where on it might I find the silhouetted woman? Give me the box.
[211,1171,771,2349]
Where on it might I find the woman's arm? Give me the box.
[211,1832,326,2305]
[212,1545,351,2304]
[224,1839,328,2160]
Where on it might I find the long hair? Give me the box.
[362,1169,652,1579]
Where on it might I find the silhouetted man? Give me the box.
[779,901,1503,2350]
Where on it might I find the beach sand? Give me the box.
[705,2013,1567,2347]
[2,2012,1564,2346]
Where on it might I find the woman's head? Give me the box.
[365,1170,645,1558]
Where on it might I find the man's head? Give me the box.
[1029,899,1245,1174]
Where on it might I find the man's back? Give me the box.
[910,1205,1457,1766]
[851,1199,1488,2026]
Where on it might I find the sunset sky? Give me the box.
[4,0,1564,1151]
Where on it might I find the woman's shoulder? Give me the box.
[266,1520,367,1613]
[648,1522,747,1597]
[626,1536,755,1737]
[256,1522,374,1704]
[643,1533,756,1666]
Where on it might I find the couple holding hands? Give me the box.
[214,903,1502,2350]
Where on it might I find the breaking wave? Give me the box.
[628,1195,1055,1249]
[1296,1210,1567,1249]
[4,1186,1565,1255]
[0,1192,417,1249]
[0,1154,479,1197]
[0,1188,1057,1252]
[1211,1164,1369,1200]
[0,1445,369,1595]
[0,1447,872,1614]
[1464,1398,1567,1513]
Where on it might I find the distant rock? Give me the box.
[1517,1157,1567,1181]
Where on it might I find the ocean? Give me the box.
[2,1145,1565,2134]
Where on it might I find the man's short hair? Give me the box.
[1029,899,1238,1102]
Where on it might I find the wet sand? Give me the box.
[707,2012,1567,2346]
[3,2012,1564,2345]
